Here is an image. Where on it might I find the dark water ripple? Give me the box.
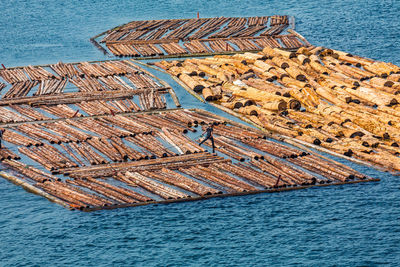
[0,0,400,266]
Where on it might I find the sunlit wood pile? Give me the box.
[156,46,400,172]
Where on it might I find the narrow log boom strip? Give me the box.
[92,16,308,58]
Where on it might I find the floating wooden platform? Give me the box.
[0,106,377,211]
[92,15,310,59]
[155,45,400,173]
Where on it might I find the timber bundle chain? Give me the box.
[156,45,400,173]
[92,15,308,58]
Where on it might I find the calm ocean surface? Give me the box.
[0,0,400,266]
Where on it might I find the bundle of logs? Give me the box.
[0,91,167,123]
[157,46,400,172]
[0,108,375,211]
[0,60,167,100]
[94,15,308,58]
[0,60,175,124]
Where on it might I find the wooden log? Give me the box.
[86,177,151,202]
[125,171,189,199]
[178,73,204,92]
[202,87,214,101]
[344,87,397,106]
[144,168,221,196]
[262,100,287,111]
[216,162,277,187]
[68,179,136,204]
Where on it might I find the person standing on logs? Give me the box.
[274,175,281,188]
[199,123,215,153]
[0,129,4,149]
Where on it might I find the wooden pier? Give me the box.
[92,15,309,59]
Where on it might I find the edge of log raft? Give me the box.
[2,50,300,70]
[0,171,72,209]
[0,106,382,212]
[91,15,288,40]
[80,177,380,212]
[3,166,378,212]
[287,29,311,46]
[90,15,301,59]
[171,76,206,103]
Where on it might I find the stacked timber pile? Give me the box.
[0,108,376,211]
[0,60,179,124]
[94,15,308,58]
[158,46,400,172]
[0,60,165,96]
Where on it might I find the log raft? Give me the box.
[0,59,178,125]
[0,53,378,212]
[92,16,309,59]
[0,108,377,211]
[159,45,400,173]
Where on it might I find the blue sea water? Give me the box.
[0,0,400,266]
